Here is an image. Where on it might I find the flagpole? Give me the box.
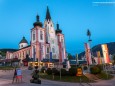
[76,54,79,67]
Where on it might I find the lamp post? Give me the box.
[88,39,93,65]
[59,60,61,80]
[87,29,93,65]
[76,54,79,67]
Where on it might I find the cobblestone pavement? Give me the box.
[0,67,115,86]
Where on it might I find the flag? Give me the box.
[101,44,110,63]
[97,51,101,64]
[84,43,92,65]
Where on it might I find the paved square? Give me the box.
[0,68,115,86]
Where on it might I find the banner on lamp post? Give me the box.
[101,44,110,63]
[84,43,92,65]
[97,51,102,64]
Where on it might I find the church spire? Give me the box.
[46,6,51,20]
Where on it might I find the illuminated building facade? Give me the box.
[6,7,66,63]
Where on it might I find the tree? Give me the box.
[87,29,91,41]
[67,53,73,60]
[112,55,115,65]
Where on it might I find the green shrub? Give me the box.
[41,67,46,73]
[52,68,59,75]
[46,68,52,75]
[69,67,77,76]
[96,65,103,71]
[61,68,67,76]
[90,66,101,74]
[71,65,77,68]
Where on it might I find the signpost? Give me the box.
[76,68,83,83]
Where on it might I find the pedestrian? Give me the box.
[12,68,17,83]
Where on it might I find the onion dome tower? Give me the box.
[33,14,43,27]
[56,23,62,34]
[19,36,28,49]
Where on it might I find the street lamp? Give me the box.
[87,29,94,65]
[59,60,61,80]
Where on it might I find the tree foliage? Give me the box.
[67,53,73,60]
[112,54,115,65]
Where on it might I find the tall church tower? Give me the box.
[44,6,59,59]
[31,15,46,61]
[56,23,66,62]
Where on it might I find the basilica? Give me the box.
[6,7,66,63]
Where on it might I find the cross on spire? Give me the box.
[36,14,39,22]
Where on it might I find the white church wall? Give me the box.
[19,43,28,49]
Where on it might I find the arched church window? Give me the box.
[52,39,54,44]
[33,31,35,41]
[47,47,49,53]
[52,47,55,53]
[40,31,43,40]
[23,51,24,58]
[61,37,64,47]
[21,45,23,48]
[28,50,30,55]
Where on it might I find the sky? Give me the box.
[0,0,115,55]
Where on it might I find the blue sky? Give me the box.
[0,0,115,54]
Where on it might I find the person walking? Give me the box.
[12,68,17,83]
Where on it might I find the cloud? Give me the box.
[92,1,115,6]
[93,1,115,4]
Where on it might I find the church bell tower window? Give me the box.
[21,45,23,48]
[52,47,55,53]
[47,47,49,53]
[33,33,35,41]
[40,31,43,40]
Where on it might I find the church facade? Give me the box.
[6,7,66,63]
